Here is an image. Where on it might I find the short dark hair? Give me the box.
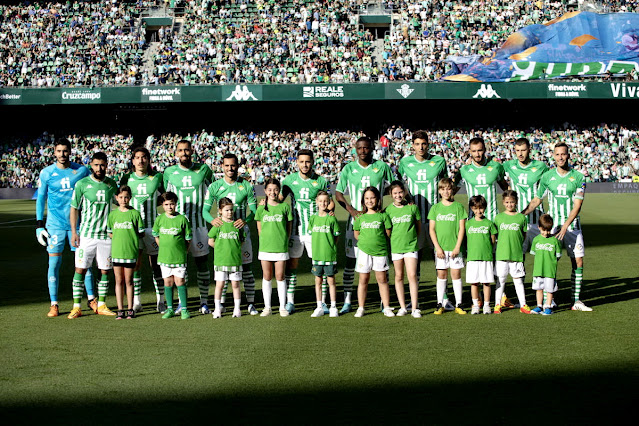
[91,152,108,162]
[298,149,314,159]
[355,136,373,147]
[132,146,150,160]
[412,130,429,142]
[514,138,530,148]
[469,195,487,209]
[469,137,485,148]
[554,142,569,152]
[502,189,518,201]
[539,213,554,231]
[223,153,238,163]
[117,185,132,196]
[160,191,178,203]
[177,139,192,148]
[55,138,72,151]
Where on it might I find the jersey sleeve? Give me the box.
[413,204,421,221]
[331,216,341,236]
[163,170,172,193]
[36,168,49,222]
[574,173,585,200]
[246,183,257,222]
[489,220,497,235]
[335,166,349,194]
[202,182,216,224]
[183,216,193,241]
[353,215,361,231]
[207,225,219,240]
[255,205,264,222]
[107,211,114,234]
[152,216,161,237]
[555,239,562,258]
[427,203,437,221]
[285,203,293,221]
[204,165,213,186]
[383,212,392,229]
[135,210,145,234]
[383,163,395,187]
[536,172,549,199]
[458,203,468,220]
[70,181,83,210]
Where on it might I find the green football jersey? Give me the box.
[336,160,395,230]
[208,221,244,269]
[71,176,118,239]
[163,163,212,228]
[282,172,329,236]
[398,154,446,226]
[152,213,192,267]
[255,203,293,253]
[120,171,164,229]
[465,217,497,261]
[203,177,257,223]
[385,203,421,254]
[353,212,391,257]
[530,235,562,278]
[503,159,548,225]
[427,201,468,252]
[494,212,528,262]
[455,160,505,220]
[536,168,585,231]
[309,214,340,263]
[107,207,144,262]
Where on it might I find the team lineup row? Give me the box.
[36,131,591,319]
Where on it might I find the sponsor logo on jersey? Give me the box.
[160,227,180,235]
[113,221,133,230]
[52,172,58,177]
[499,223,521,231]
[262,214,284,223]
[312,225,332,233]
[468,225,490,234]
[293,181,298,185]
[87,185,93,189]
[472,84,501,99]
[534,242,555,252]
[352,169,358,174]
[436,213,457,221]
[218,231,240,240]
[360,221,382,229]
[391,215,413,224]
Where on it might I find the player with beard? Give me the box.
[36,138,94,317]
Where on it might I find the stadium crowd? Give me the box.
[4,0,639,87]
[0,0,147,87]
[2,124,638,188]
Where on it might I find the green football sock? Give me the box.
[72,272,84,305]
[573,267,583,302]
[133,271,142,300]
[98,274,109,303]
[177,286,188,310]
[165,286,174,309]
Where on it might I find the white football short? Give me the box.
[75,237,112,270]
[141,228,159,256]
[532,276,557,293]
[552,227,585,258]
[160,265,187,279]
[495,260,526,279]
[391,251,418,261]
[355,250,389,273]
[189,226,210,257]
[434,250,465,270]
[345,229,359,258]
[214,270,243,282]
[466,261,495,284]
[258,252,290,262]
[241,225,253,264]
[522,224,540,254]
[288,234,312,259]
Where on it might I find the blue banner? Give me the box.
[444,12,639,82]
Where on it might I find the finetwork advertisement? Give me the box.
[61,88,101,103]
[547,83,588,98]
[141,87,182,102]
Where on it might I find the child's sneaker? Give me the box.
[212,309,222,319]
[483,304,492,315]
[180,309,191,320]
[383,308,395,317]
[354,307,365,318]
[571,300,593,311]
[322,303,330,314]
[471,305,480,315]
[200,304,210,315]
[279,308,289,317]
[247,304,259,316]
[411,309,422,318]
[260,307,272,317]
[340,302,352,314]
[311,307,324,317]
[232,308,241,318]
[126,310,135,319]
[329,307,339,317]
[285,302,295,314]
[433,303,444,315]
[542,307,553,316]
[115,310,125,320]
[531,306,543,314]
[156,300,167,314]
[520,304,532,314]
[161,308,175,319]
[396,308,408,317]
[454,304,467,315]
[493,304,503,314]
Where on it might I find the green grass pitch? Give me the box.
[1,195,638,424]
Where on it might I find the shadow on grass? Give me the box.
[2,369,636,424]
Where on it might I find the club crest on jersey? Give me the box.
[72,170,78,174]
[569,177,575,182]
[373,168,379,173]
[311,181,318,186]
[429,161,435,166]
[487,167,493,171]
[239,186,244,190]
[532,168,537,172]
